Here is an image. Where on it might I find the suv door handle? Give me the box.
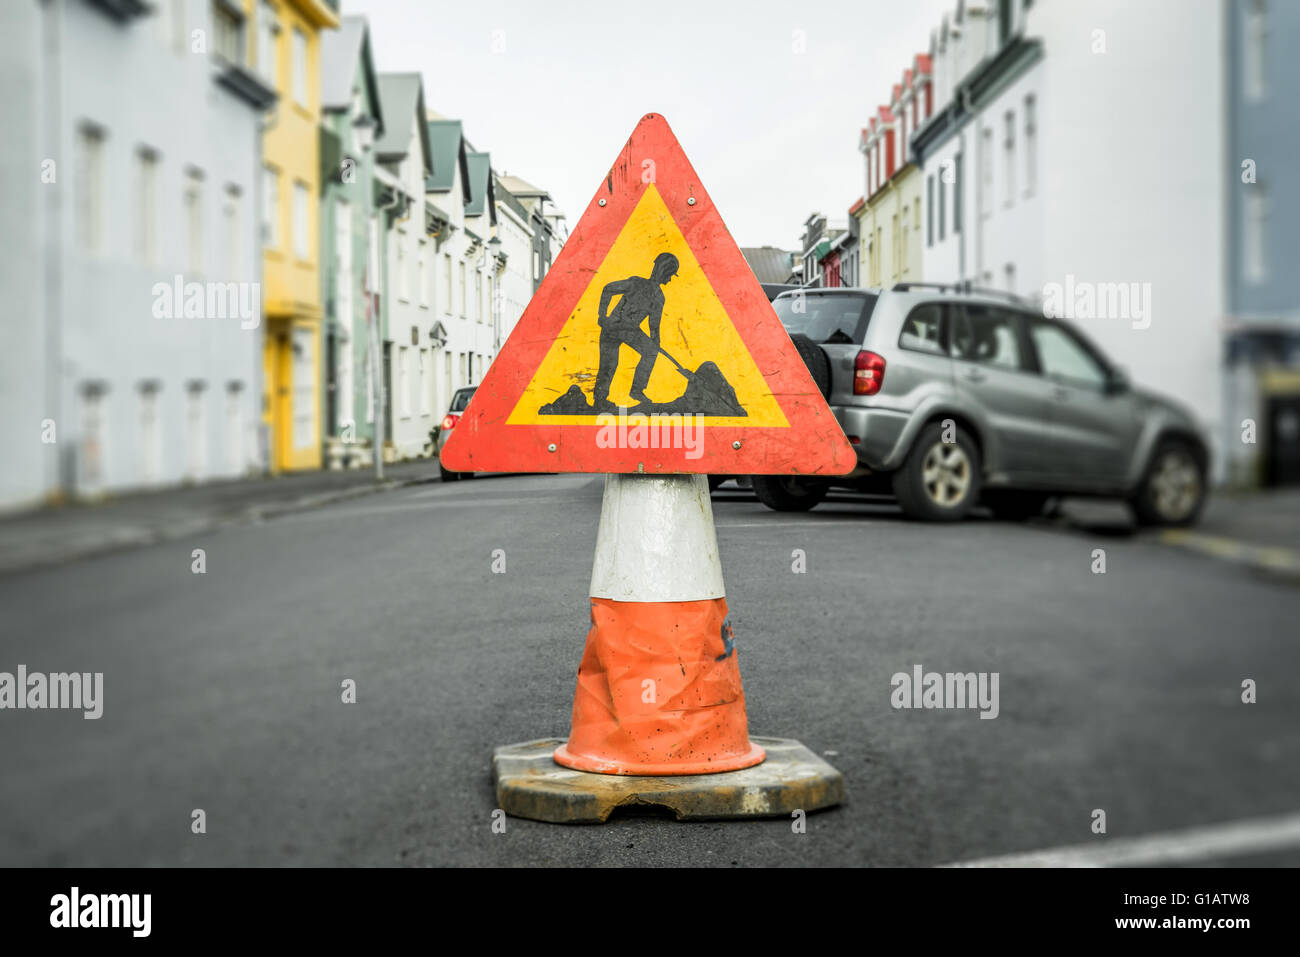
[963,368,987,383]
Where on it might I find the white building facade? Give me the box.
[0,0,273,509]
[915,0,1227,473]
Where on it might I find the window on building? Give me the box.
[335,198,351,327]
[418,238,428,307]
[926,175,934,247]
[1003,110,1016,206]
[396,229,408,302]
[443,352,452,412]
[1244,0,1267,102]
[1005,262,1016,294]
[459,352,468,387]
[420,349,431,415]
[291,27,307,106]
[900,112,908,168]
[1024,96,1036,197]
[76,125,105,254]
[954,153,964,233]
[138,384,161,483]
[135,148,158,265]
[226,382,246,472]
[999,0,1012,46]
[257,0,279,82]
[213,1,244,66]
[980,128,993,216]
[186,383,208,482]
[223,185,240,280]
[458,261,467,317]
[292,180,309,260]
[938,174,946,241]
[157,0,186,53]
[476,271,484,322]
[443,254,453,312]
[1244,186,1268,283]
[184,170,204,275]
[901,215,910,277]
[398,346,411,417]
[262,164,279,248]
[891,213,899,279]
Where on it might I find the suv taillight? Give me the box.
[854,351,886,396]
[441,414,459,431]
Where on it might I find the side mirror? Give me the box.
[1107,366,1131,395]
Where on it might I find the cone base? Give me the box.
[553,739,766,776]
[496,737,845,823]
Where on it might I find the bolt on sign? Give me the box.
[440,113,855,475]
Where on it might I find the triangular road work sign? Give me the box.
[440,113,856,475]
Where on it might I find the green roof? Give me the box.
[464,152,496,224]
[425,120,467,196]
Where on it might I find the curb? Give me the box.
[1155,529,1300,586]
[0,476,431,577]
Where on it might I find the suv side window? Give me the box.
[1029,321,1108,389]
[950,305,1028,371]
[898,303,949,356]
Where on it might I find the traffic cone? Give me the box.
[553,473,766,775]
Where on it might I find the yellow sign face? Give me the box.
[506,185,789,427]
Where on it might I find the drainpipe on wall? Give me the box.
[41,0,64,499]
[370,184,403,480]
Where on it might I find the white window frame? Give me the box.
[262,164,280,249]
[292,180,309,261]
[291,27,308,106]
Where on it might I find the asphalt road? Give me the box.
[1,474,1298,866]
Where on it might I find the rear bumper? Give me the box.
[831,405,910,471]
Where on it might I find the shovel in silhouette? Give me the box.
[653,344,746,417]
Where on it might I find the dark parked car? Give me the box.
[436,386,477,482]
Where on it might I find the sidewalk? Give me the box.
[1153,488,1300,584]
[0,461,440,576]
[1060,487,1300,584]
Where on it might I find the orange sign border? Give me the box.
[440,113,856,476]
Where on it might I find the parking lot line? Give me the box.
[942,810,1300,867]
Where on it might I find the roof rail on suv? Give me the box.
[891,281,1029,306]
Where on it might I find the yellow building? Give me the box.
[857,56,932,288]
[257,1,339,471]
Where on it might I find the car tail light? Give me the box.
[854,351,886,396]
[441,414,459,431]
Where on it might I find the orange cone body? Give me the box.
[554,474,765,776]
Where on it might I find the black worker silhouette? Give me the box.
[538,251,747,418]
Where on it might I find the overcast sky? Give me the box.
[347,0,950,249]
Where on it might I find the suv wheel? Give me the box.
[440,465,464,482]
[892,423,982,521]
[752,475,829,512]
[1130,439,1205,527]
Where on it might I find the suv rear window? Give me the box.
[449,388,476,412]
[772,292,877,345]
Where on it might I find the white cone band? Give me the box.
[589,473,726,602]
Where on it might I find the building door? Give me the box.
[1267,395,1300,486]
[291,324,316,455]
[268,321,293,472]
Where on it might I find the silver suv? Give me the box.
[754,283,1209,525]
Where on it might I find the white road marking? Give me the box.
[943,811,1300,867]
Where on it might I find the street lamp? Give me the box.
[487,235,503,352]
